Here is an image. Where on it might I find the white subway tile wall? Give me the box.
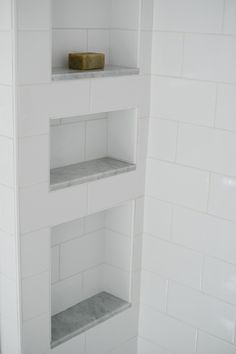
[139,1,236,354]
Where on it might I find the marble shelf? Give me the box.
[52,65,139,81]
[51,292,131,348]
[50,157,136,191]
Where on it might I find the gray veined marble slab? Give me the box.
[50,157,136,191]
[51,292,131,348]
[52,65,139,81]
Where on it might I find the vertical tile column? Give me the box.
[15,0,52,353]
[0,1,21,353]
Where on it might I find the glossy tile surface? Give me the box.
[50,157,136,191]
[51,292,131,348]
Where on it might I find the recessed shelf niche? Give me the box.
[50,109,137,191]
[51,0,141,80]
[51,201,134,347]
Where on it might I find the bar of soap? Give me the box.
[69,52,105,70]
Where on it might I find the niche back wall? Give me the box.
[52,0,141,68]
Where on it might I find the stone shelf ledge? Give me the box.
[51,292,131,348]
[50,157,136,191]
[52,65,139,81]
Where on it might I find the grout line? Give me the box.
[143,232,236,270]
[149,115,236,136]
[151,28,236,37]
[147,155,236,182]
[152,73,236,87]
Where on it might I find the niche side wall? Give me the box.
[139,1,236,354]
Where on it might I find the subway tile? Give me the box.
[137,117,149,162]
[88,30,110,64]
[140,271,168,311]
[216,84,236,133]
[0,276,20,354]
[88,167,145,214]
[22,272,50,321]
[0,86,13,138]
[51,246,59,283]
[85,119,107,161]
[139,305,196,354]
[151,77,216,126]
[50,80,90,119]
[152,32,184,76]
[21,229,50,278]
[50,121,85,169]
[17,0,50,30]
[85,212,105,234]
[105,230,131,271]
[0,32,13,85]
[143,235,203,289]
[146,160,209,211]
[107,109,137,163]
[168,282,236,342]
[52,0,110,28]
[0,185,15,234]
[140,31,153,74]
[141,0,154,30]
[83,265,103,299]
[52,29,87,68]
[0,137,14,187]
[17,84,50,138]
[138,338,168,354]
[172,206,236,264]
[134,198,145,236]
[105,202,134,237]
[0,0,12,30]
[20,181,87,233]
[132,235,143,272]
[183,34,236,84]
[90,76,141,115]
[22,315,50,354]
[103,264,130,301]
[203,257,236,305]
[86,305,138,354]
[144,197,172,240]
[60,231,104,279]
[148,118,178,162]
[197,331,236,354]
[208,174,236,222]
[154,0,224,33]
[111,0,140,30]
[52,218,84,246]
[51,334,85,354]
[17,31,51,85]
[177,124,236,177]
[0,232,17,280]
[19,135,49,186]
[51,274,83,315]
[110,30,138,67]
[223,0,236,35]
[112,338,137,354]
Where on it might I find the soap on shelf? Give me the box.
[69,52,105,70]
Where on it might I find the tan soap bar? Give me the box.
[69,52,105,70]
